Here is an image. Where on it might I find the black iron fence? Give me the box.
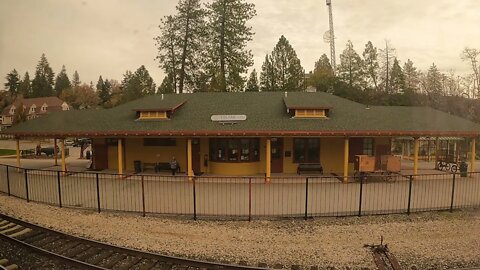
[0,164,479,220]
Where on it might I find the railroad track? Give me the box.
[0,213,268,270]
[0,259,18,270]
[364,237,402,270]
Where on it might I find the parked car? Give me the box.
[64,139,75,146]
[73,138,91,147]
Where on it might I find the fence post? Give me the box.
[57,171,62,208]
[141,175,146,217]
[407,175,413,215]
[24,169,29,202]
[450,173,456,212]
[358,176,363,217]
[193,178,197,221]
[248,177,252,222]
[96,173,101,213]
[6,166,10,196]
[304,177,309,220]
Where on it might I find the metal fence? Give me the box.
[0,164,479,220]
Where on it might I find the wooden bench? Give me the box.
[297,163,323,175]
[142,162,181,173]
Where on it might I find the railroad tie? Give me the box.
[8,228,32,238]
[0,225,22,235]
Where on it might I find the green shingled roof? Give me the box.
[3,92,480,138]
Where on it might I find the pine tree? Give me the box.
[403,59,420,93]
[156,16,179,94]
[260,55,275,91]
[310,54,335,92]
[121,66,156,103]
[245,69,259,92]
[97,76,111,106]
[54,65,71,97]
[389,58,405,94]
[31,54,55,97]
[158,73,176,94]
[4,69,20,96]
[259,35,304,92]
[18,72,32,97]
[421,63,443,106]
[337,40,365,88]
[206,0,256,92]
[363,41,379,91]
[96,76,105,91]
[72,70,81,87]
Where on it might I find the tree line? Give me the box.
[2,54,157,111]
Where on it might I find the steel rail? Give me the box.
[0,213,269,270]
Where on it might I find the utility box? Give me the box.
[380,155,401,173]
[354,155,376,172]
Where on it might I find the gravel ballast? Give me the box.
[1,195,479,269]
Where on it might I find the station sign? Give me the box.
[211,115,247,122]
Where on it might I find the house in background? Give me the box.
[0,97,70,129]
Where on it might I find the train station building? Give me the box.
[2,92,480,180]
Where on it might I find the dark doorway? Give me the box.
[271,138,283,173]
[192,139,201,174]
[375,143,391,169]
[93,144,108,170]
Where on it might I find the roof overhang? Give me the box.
[5,130,480,139]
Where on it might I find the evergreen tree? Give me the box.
[156,16,179,94]
[158,73,176,94]
[206,0,256,92]
[18,72,32,97]
[260,55,275,91]
[310,54,335,92]
[54,65,71,97]
[421,63,443,106]
[4,69,20,96]
[13,102,27,125]
[121,66,156,103]
[389,58,405,94]
[96,76,105,91]
[259,35,304,92]
[97,76,111,106]
[337,40,365,88]
[363,41,379,91]
[31,54,55,97]
[403,59,420,92]
[72,70,81,87]
[245,69,259,92]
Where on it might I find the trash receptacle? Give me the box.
[134,160,142,173]
[460,161,468,177]
[86,150,91,160]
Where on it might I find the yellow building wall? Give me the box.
[122,138,187,172]
[107,144,118,171]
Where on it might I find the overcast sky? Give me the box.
[1,0,479,87]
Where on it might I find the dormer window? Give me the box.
[41,104,48,112]
[138,111,168,120]
[30,105,37,114]
[295,109,327,118]
[9,107,15,115]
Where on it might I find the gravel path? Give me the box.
[1,195,479,269]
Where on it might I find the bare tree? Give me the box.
[461,47,480,99]
[379,40,396,93]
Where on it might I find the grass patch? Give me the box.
[0,149,16,156]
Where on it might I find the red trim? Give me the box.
[5,129,480,138]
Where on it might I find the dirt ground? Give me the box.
[1,195,479,269]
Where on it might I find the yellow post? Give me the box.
[266,138,271,182]
[16,139,21,170]
[413,137,419,175]
[471,137,476,174]
[117,138,123,175]
[61,139,66,174]
[54,138,58,166]
[187,138,193,179]
[343,137,349,182]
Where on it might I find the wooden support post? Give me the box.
[343,137,349,183]
[266,138,271,182]
[413,137,419,176]
[16,139,21,170]
[61,139,66,174]
[187,138,193,180]
[435,137,440,169]
[117,138,123,175]
[54,138,58,166]
[471,138,476,174]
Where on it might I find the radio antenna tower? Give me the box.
[325,0,336,75]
